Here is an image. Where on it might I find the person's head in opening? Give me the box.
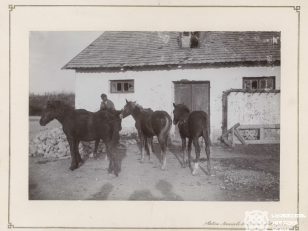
[101,94,108,103]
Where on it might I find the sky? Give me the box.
[29,31,103,94]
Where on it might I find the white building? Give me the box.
[63,31,281,142]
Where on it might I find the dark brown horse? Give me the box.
[39,100,121,176]
[92,108,122,160]
[120,100,172,170]
[172,103,211,175]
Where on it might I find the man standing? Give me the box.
[100,94,115,110]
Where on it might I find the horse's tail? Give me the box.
[202,113,211,146]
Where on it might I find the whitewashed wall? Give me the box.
[228,93,280,128]
[75,66,280,142]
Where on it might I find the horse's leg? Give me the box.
[68,138,78,171]
[181,137,187,168]
[93,138,100,160]
[105,141,114,174]
[202,123,211,175]
[187,138,192,168]
[150,137,154,153]
[138,131,146,163]
[111,141,120,177]
[146,137,154,163]
[192,137,201,176]
[205,143,211,175]
[165,136,168,151]
[75,140,84,164]
[158,134,167,170]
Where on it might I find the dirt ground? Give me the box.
[29,117,280,201]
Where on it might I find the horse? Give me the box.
[172,103,211,176]
[39,100,121,176]
[92,108,123,160]
[119,100,172,170]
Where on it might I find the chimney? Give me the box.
[180,32,191,48]
[179,32,200,48]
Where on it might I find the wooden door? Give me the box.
[173,82,210,140]
[192,84,210,113]
[174,84,192,110]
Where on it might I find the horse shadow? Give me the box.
[166,141,184,166]
[129,179,183,201]
[165,141,211,175]
[87,183,114,200]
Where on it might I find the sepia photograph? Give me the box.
[29,31,281,201]
[3,1,307,230]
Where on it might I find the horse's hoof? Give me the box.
[192,169,198,176]
[104,156,108,162]
[80,159,85,164]
[181,163,186,168]
[107,168,113,174]
[108,173,116,178]
[140,159,145,163]
[161,165,166,171]
[69,165,78,171]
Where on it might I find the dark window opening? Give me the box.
[251,80,258,89]
[124,83,129,91]
[110,80,135,93]
[117,83,122,91]
[190,32,199,48]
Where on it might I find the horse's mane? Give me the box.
[103,108,122,117]
[134,103,154,113]
[178,103,190,114]
[135,103,143,110]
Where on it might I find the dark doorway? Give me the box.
[173,81,210,140]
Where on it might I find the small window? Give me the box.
[110,80,134,93]
[242,77,275,90]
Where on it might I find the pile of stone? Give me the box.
[29,128,141,159]
[119,131,138,145]
[29,128,70,158]
[29,127,107,159]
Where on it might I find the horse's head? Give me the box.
[172,103,190,125]
[39,100,63,126]
[119,99,136,119]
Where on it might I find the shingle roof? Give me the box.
[62,31,280,69]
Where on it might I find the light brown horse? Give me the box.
[120,100,172,170]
